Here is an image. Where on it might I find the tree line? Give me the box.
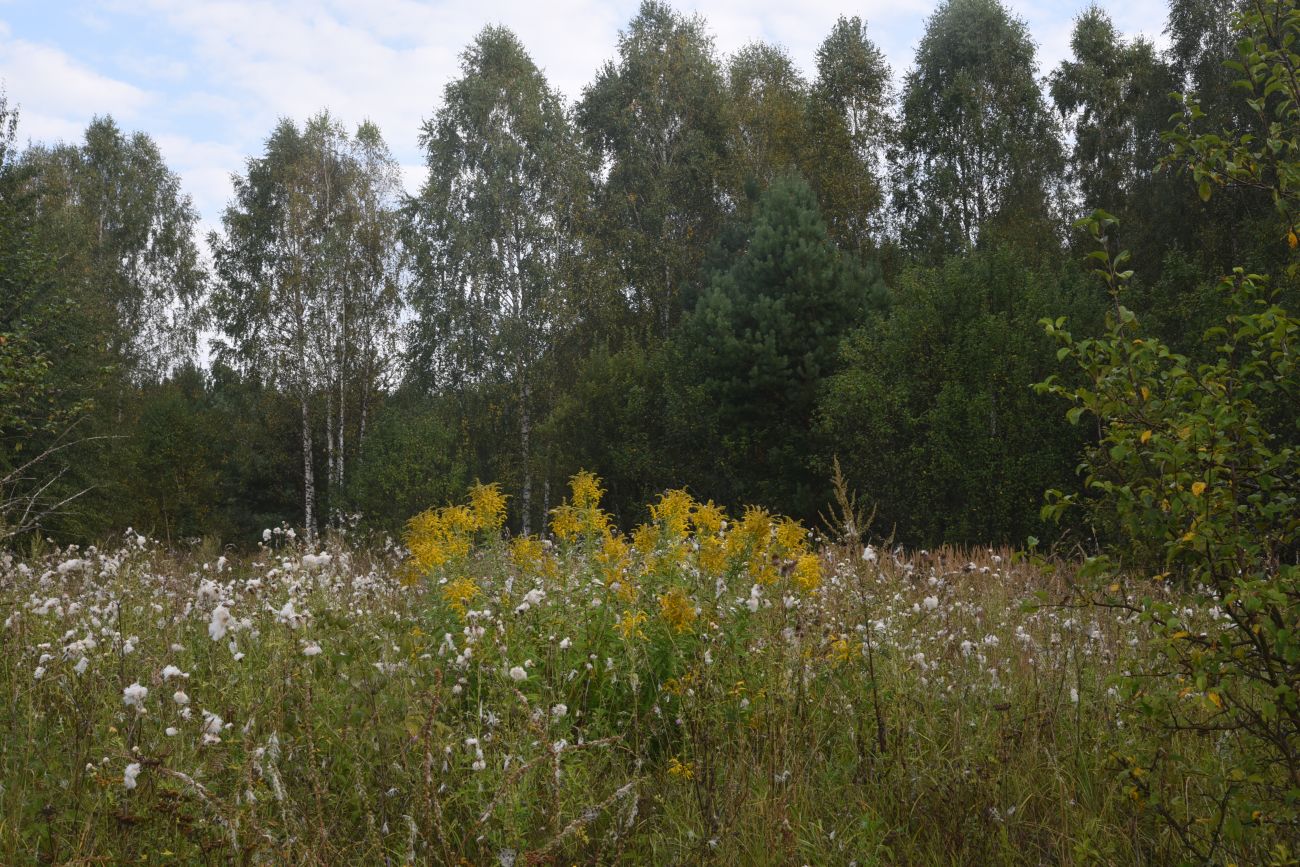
[2,0,1291,548]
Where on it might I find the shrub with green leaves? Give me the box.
[1040,206,1299,858]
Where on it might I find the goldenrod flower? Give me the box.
[570,471,604,511]
[442,577,480,618]
[690,500,726,537]
[792,553,821,592]
[658,587,697,634]
[631,523,659,557]
[615,609,648,640]
[651,489,694,539]
[468,482,508,532]
[550,504,581,543]
[775,518,808,555]
[667,756,694,780]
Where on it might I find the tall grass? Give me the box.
[0,486,1233,864]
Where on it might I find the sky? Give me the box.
[0,0,1171,236]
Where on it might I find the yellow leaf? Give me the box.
[1191,481,1206,497]
[1169,631,1190,640]
[1140,429,1152,444]
[1140,386,1150,401]
[1108,582,1121,593]
[1207,691,1223,709]
[1180,530,1196,542]
[1289,229,1298,249]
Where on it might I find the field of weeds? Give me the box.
[0,477,1220,864]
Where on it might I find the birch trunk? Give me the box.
[520,378,532,536]
[301,395,316,545]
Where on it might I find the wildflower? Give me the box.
[165,726,179,736]
[468,482,508,532]
[615,610,648,641]
[631,522,659,557]
[442,577,479,618]
[570,471,604,511]
[792,553,821,592]
[549,505,581,543]
[302,641,322,657]
[659,587,697,634]
[508,666,528,682]
[775,518,807,554]
[122,682,148,711]
[202,711,224,745]
[828,636,854,664]
[123,762,141,790]
[691,500,725,537]
[161,665,188,680]
[277,600,304,628]
[74,657,89,675]
[173,690,190,706]
[651,489,694,538]
[922,595,939,611]
[1070,688,1079,704]
[208,605,233,641]
[558,637,571,650]
[551,703,568,719]
[667,756,694,780]
[33,666,45,680]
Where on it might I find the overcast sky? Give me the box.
[1,0,1170,234]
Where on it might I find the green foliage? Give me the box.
[1050,5,1182,278]
[1040,207,1300,860]
[806,15,892,256]
[344,395,469,535]
[21,116,205,382]
[543,343,677,526]
[407,25,585,532]
[676,172,882,519]
[895,0,1063,260]
[1037,16,1300,854]
[576,0,730,338]
[821,247,1102,546]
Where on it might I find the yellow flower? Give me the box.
[738,506,773,547]
[697,536,728,575]
[690,500,726,537]
[631,523,660,557]
[667,756,694,780]
[468,482,508,532]
[550,504,581,543]
[596,533,629,585]
[570,471,604,511]
[405,506,473,571]
[510,535,557,580]
[441,577,479,619]
[615,609,648,641]
[658,587,697,634]
[792,553,821,593]
[827,636,855,664]
[774,517,807,555]
[651,489,694,539]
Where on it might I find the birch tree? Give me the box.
[893,0,1063,260]
[210,115,403,539]
[408,26,583,534]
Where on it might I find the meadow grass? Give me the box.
[0,487,1228,864]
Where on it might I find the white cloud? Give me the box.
[7,0,1172,226]
[0,23,151,143]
